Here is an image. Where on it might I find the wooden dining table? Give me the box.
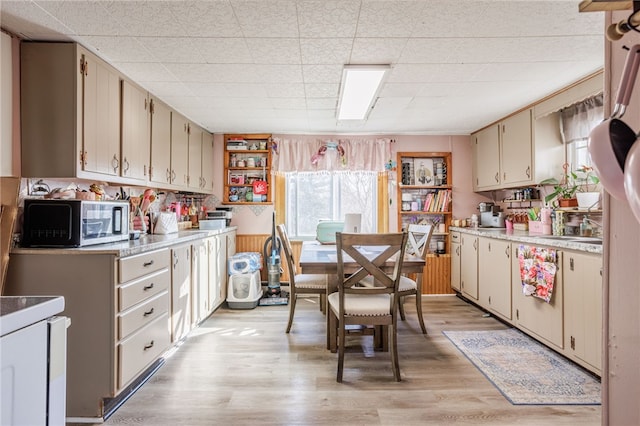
[298,240,426,352]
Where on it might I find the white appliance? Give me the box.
[0,296,69,426]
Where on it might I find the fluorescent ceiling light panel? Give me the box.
[337,65,389,120]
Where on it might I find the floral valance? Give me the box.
[271,137,394,173]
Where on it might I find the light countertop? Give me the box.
[0,296,65,336]
[10,227,237,258]
[450,227,603,255]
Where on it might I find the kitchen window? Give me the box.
[284,171,378,238]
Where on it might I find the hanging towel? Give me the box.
[517,245,557,303]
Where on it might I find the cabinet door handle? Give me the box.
[166,168,171,182]
[143,283,154,291]
[473,239,477,250]
[111,154,119,173]
[143,307,154,317]
[505,246,510,258]
[143,340,155,351]
[143,260,154,267]
[526,166,531,178]
[494,172,499,183]
[123,157,130,174]
[171,170,176,182]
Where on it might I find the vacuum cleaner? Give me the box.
[259,212,289,305]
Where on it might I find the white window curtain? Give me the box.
[560,94,604,144]
[272,137,394,173]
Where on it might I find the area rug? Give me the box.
[443,328,601,405]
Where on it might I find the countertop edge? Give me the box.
[449,227,603,255]
[10,227,238,257]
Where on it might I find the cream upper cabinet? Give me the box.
[478,237,512,321]
[187,124,203,192]
[472,124,501,191]
[82,50,121,178]
[500,109,533,187]
[121,80,150,183]
[201,132,214,194]
[149,97,172,186]
[171,111,189,189]
[564,251,602,372]
[21,42,120,181]
[460,234,478,300]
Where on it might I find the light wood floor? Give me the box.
[102,295,601,425]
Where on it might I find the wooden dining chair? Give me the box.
[328,231,408,382]
[360,224,434,334]
[277,224,331,333]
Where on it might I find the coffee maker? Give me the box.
[479,202,506,228]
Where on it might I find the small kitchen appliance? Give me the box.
[316,220,344,244]
[22,199,129,247]
[479,203,506,228]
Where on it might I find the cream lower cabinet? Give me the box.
[460,234,478,300]
[191,239,210,325]
[207,235,228,311]
[563,251,602,373]
[450,232,461,292]
[511,245,564,351]
[171,244,192,342]
[478,237,512,321]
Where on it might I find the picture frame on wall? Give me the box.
[414,158,434,185]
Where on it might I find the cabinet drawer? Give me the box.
[118,291,169,339]
[119,249,170,283]
[118,313,170,389]
[450,232,460,243]
[119,268,170,311]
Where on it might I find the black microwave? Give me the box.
[22,199,130,247]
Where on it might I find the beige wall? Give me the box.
[212,133,481,235]
[604,10,640,426]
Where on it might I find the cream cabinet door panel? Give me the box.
[188,124,203,191]
[149,98,172,186]
[170,112,189,189]
[500,109,533,187]
[121,80,149,182]
[460,235,478,300]
[473,125,501,190]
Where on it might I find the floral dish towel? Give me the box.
[518,245,558,303]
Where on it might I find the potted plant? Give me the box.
[540,164,600,208]
[574,165,601,209]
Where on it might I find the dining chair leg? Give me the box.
[320,293,326,314]
[415,291,427,334]
[398,296,407,321]
[286,294,297,333]
[337,318,346,383]
[390,323,401,382]
[327,309,338,352]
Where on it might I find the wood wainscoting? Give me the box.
[237,234,452,294]
[235,234,302,283]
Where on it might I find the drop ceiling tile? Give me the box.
[306,98,337,109]
[302,65,342,84]
[137,37,201,63]
[165,64,303,83]
[264,83,306,98]
[350,38,409,64]
[300,39,353,64]
[369,97,413,118]
[103,1,185,37]
[307,109,336,119]
[142,82,193,99]
[231,0,299,38]
[305,83,339,98]
[246,38,301,64]
[355,1,428,38]
[115,62,177,83]
[79,36,154,63]
[191,38,253,64]
[35,0,122,36]
[297,0,360,38]
[389,63,484,83]
[1,1,72,39]
[270,98,306,109]
[187,83,268,98]
[167,1,240,37]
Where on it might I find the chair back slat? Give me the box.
[406,224,434,261]
[276,224,297,278]
[336,232,408,297]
